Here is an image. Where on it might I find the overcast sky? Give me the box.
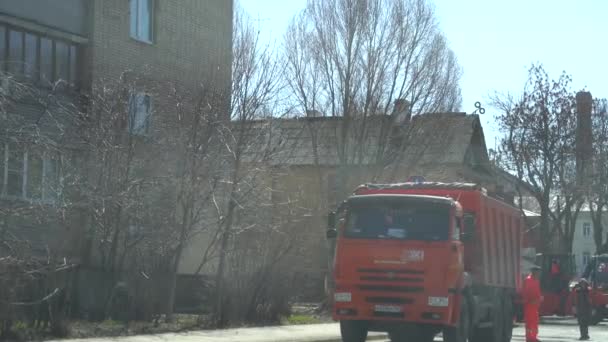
[240,0,608,149]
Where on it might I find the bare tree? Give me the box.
[0,72,78,338]
[212,7,287,326]
[493,64,582,253]
[284,0,462,197]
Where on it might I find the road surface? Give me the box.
[49,319,607,342]
[378,319,608,341]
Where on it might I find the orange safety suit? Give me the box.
[523,274,542,342]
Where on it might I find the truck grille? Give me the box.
[366,296,414,304]
[360,275,423,282]
[357,268,424,284]
[359,285,424,293]
[358,268,424,275]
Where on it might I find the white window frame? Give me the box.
[583,252,591,266]
[130,0,154,43]
[0,144,62,203]
[128,92,152,135]
[583,222,592,237]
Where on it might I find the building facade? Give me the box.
[1,0,233,316]
[572,211,607,275]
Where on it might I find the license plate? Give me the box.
[374,305,402,313]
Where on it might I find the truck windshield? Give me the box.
[344,198,450,241]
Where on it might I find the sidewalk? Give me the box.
[47,324,387,342]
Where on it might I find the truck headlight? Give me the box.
[334,292,352,302]
[428,296,449,307]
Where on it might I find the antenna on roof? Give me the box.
[472,101,486,115]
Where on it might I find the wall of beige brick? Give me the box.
[89,0,232,90]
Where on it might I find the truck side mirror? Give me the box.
[326,228,337,239]
[461,213,476,242]
[328,211,336,229]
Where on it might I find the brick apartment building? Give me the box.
[1,0,233,316]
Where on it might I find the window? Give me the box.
[6,145,24,197]
[1,144,62,202]
[130,0,154,43]
[8,30,24,75]
[129,93,152,135]
[583,252,591,266]
[40,37,53,83]
[0,25,79,88]
[55,41,69,84]
[24,33,38,79]
[583,222,592,237]
[327,173,337,206]
[0,26,5,70]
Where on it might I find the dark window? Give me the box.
[345,197,450,241]
[27,152,43,199]
[55,41,69,84]
[0,26,6,71]
[40,38,53,84]
[0,29,81,89]
[583,222,591,237]
[7,145,24,197]
[24,33,38,79]
[69,45,77,86]
[8,30,23,75]
[1,145,62,202]
[43,153,60,201]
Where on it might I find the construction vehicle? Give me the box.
[514,253,576,320]
[579,254,608,324]
[326,182,522,342]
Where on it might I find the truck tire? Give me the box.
[340,320,368,342]
[590,307,603,325]
[501,296,514,342]
[471,292,505,342]
[444,297,471,342]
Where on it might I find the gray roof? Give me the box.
[397,113,485,166]
[242,113,489,171]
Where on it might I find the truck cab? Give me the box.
[326,182,519,342]
[580,254,608,324]
[328,194,465,340]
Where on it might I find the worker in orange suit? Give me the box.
[523,265,543,342]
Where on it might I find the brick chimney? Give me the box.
[576,91,593,188]
[392,99,411,124]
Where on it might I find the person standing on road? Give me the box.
[523,265,543,342]
[574,278,591,341]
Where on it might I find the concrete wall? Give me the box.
[0,0,88,36]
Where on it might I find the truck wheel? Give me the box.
[502,296,514,342]
[444,297,471,342]
[590,308,603,325]
[514,303,524,322]
[471,293,504,342]
[340,320,368,342]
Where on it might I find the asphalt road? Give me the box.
[49,319,607,342]
[373,319,608,342]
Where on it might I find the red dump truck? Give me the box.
[326,182,522,342]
